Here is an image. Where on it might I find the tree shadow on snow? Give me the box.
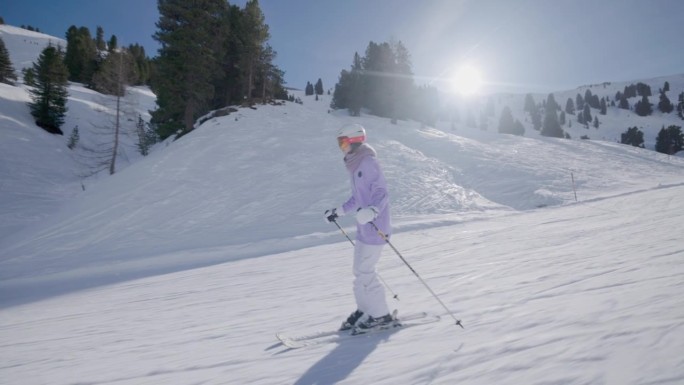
[293,330,397,385]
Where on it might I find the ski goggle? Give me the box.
[337,135,365,149]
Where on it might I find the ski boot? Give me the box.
[351,312,398,335]
[339,309,364,331]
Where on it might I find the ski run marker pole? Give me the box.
[331,219,399,301]
[370,221,464,329]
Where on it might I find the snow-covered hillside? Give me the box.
[1,25,683,385]
[0,25,156,241]
[0,24,66,71]
[447,73,684,152]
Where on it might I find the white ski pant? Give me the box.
[353,241,389,318]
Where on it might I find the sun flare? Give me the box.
[451,64,484,96]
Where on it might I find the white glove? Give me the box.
[356,206,379,224]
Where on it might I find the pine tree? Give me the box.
[677,92,684,119]
[658,92,674,113]
[390,39,414,121]
[636,82,651,97]
[497,106,524,136]
[107,35,118,52]
[619,95,630,110]
[593,116,599,128]
[663,81,670,92]
[541,94,563,137]
[22,67,35,86]
[315,78,323,95]
[600,97,607,115]
[256,44,286,101]
[95,26,106,50]
[498,106,515,134]
[0,36,18,85]
[241,0,270,101]
[655,125,684,154]
[127,44,151,85]
[335,40,415,121]
[136,115,157,156]
[513,119,525,136]
[305,81,314,96]
[67,125,80,149]
[331,51,365,116]
[583,103,592,124]
[151,0,231,139]
[635,95,652,116]
[361,41,395,117]
[584,89,595,108]
[348,53,364,116]
[621,127,644,148]
[64,26,98,84]
[331,39,416,122]
[590,94,600,109]
[28,44,69,135]
[565,97,575,115]
[331,71,351,110]
[624,84,637,98]
[576,94,584,111]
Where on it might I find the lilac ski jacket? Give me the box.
[341,144,391,245]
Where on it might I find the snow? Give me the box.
[1,24,684,385]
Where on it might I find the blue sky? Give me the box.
[3,0,683,94]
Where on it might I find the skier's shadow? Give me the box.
[293,330,397,385]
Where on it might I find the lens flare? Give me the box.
[451,64,483,96]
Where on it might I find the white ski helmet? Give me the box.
[337,123,366,144]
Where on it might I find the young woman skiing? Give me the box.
[324,123,395,333]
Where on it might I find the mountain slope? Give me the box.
[2,90,683,304]
[0,25,155,243]
[1,181,682,385]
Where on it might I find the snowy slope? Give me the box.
[479,74,684,150]
[0,24,66,72]
[3,91,683,305]
[0,25,156,242]
[1,180,683,385]
[1,24,684,385]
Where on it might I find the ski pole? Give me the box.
[331,219,399,301]
[370,221,464,329]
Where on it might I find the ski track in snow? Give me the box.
[1,186,683,385]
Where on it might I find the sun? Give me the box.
[450,64,484,96]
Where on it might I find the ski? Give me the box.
[276,311,440,349]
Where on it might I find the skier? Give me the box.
[324,123,395,333]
